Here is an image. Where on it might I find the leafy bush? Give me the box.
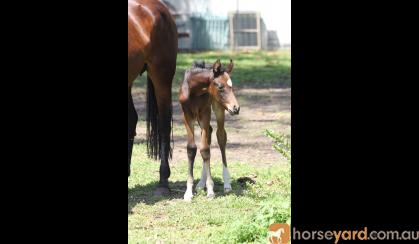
[264,130,291,161]
[218,165,291,243]
[221,194,291,243]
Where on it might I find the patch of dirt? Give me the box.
[132,87,290,167]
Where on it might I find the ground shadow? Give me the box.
[128,176,250,214]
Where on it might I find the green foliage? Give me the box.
[222,194,291,243]
[215,166,291,243]
[264,130,291,161]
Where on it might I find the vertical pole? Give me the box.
[229,12,234,50]
[256,12,261,50]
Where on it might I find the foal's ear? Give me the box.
[226,59,234,74]
[213,59,221,73]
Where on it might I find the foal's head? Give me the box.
[208,59,240,115]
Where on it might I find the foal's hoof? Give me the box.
[196,182,206,191]
[183,192,193,202]
[207,193,215,199]
[224,187,232,194]
[153,187,170,197]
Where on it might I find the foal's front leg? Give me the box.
[212,101,232,193]
[196,125,212,191]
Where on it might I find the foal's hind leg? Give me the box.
[182,108,197,201]
[198,107,215,198]
[128,89,138,177]
[212,102,232,193]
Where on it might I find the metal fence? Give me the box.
[176,12,280,51]
[190,15,229,50]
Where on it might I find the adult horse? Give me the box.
[128,0,177,195]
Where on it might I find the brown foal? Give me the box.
[179,59,240,200]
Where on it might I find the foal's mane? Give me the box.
[186,67,211,75]
[183,60,212,79]
[183,60,227,81]
[192,60,227,73]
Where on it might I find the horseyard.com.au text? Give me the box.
[292,227,419,243]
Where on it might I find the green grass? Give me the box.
[134,50,291,96]
[128,143,290,243]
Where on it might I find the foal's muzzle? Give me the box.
[228,105,240,115]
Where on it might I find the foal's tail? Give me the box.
[146,75,173,161]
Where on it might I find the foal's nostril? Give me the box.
[232,106,240,114]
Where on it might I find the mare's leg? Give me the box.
[148,66,174,196]
[212,102,232,193]
[128,89,138,177]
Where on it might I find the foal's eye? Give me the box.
[217,84,225,90]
